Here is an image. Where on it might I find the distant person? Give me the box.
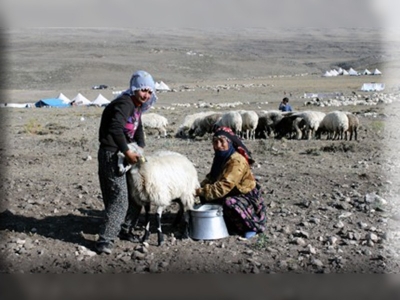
[96,70,157,254]
[195,127,267,239]
[278,97,292,112]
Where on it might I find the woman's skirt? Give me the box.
[223,184,267,234]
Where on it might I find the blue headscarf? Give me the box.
[122,70,157,112]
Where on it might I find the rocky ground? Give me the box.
[1,27,400,274]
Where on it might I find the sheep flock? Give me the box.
[143,109,361,141]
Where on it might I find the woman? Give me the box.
[195,127,267,239]
[96,70,157,254]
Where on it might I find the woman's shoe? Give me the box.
[244,231,257,239]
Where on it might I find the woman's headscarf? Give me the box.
[122,70,157,112]
[213,127,255,165]
[209,127,255,181]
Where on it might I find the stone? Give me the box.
[311,258,324,268]
[328,236,338,245]
[366,232,379,243]
[293,237,306,246]
[334,221,344,228]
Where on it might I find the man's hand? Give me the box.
[124,149,141,165]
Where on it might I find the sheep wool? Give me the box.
[176,111,216,138]
[291,110,326,139]
[141,112,169,137]
[215,111,243,136]
[344,112,360,141]
[238,110,259,140]
[125,144,200,245]
[317,111,349,140]
[189,112,222,137]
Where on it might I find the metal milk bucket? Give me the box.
[189,204,229,240]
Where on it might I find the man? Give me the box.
[278,97,292,112]
[96,70,157,254]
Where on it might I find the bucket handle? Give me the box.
[217,206,223,216]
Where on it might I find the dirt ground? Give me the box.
[1,28,400,274]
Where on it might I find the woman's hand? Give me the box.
[195,188,202,197]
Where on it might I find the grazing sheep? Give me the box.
[290,111,326,140]
[274,113,305,139]
[255,110,284,139]
[188,112,222,137]
[238,110,259,140]
[176,111,216,138]
[344,112,360,141]
[316,111,349,140]
[214,111,243,135]
[122,143,200,246]
[141,113,168,137]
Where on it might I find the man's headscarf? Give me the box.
[122,70,157,112]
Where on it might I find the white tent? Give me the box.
[71,93,91,106]
[342,69,349,76]
[361,83,385,92]
[363,69,372,75]
[373,68,382,75]
[57,93,71,104]
[348,68,359,76]
[91,94,110,107]
[330,69,339,76]
[155,81,171,91]
[0,103,32,108]
[323,70,333,77]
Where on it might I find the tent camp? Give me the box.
[91,94,110,107]
[155,81,171,91]
[360,83,385,92]
[35,98,70,108]
[57,93,71,104]
[71,93,91,106]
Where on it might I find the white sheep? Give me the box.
[141,113,168,137]
[176,111,216,138]
[188,112,222,137]
[344,112,360,141]
[214,111,243,135]
[121,143,200,246]
[290,110,326,139]
[238,110,259,140]
[316,111,349,140]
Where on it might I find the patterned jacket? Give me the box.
[198,152,256,201]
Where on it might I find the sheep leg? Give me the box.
[156,206,164,246]
[354,129,357,141]
[125,200,142,231]
[182,211,190,240]
[141,203,151,243]
[171,200,184,227]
